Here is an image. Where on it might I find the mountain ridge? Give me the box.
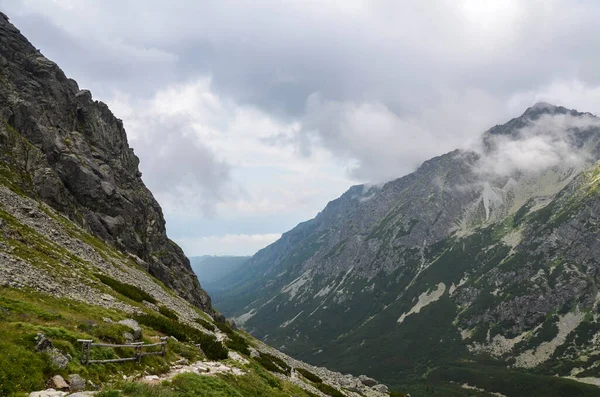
[213,102,600,395]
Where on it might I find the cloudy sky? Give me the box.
[3,0,600,256]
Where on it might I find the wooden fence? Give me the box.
[77,337,168,365]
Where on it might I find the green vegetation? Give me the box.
[97,367,319,397]
[213,320,250,355]
[314,383,345,397]
[159,305,179,320]
[135,312,228,360]
[255,352,291,375]
[297,367,322,383]
[96,273,157,304]
[195,318,216,332]
[427,364,600,397]
[0,288,194,395]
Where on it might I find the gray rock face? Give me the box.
[0,13,210,311]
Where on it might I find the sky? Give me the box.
[3,0,600,256]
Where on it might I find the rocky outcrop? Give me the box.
[0,13,210,310]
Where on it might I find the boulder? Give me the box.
[249,347,260,358]
[50,375,69,389]
[118,319,142,340]
[29,390,68,397]
[358,374,378,387]
[67,374,86,391]
[373,384,389,393]
[35,334,70,369]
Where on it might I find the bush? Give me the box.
[297,368,322,383]
[315,383,345,397]
[215,320,234,335]
[255,353,291,375]
[212,318,250,356]
[225,333,250,356]
[158,306,179,320]
[134,313,228,360]
[194,318,216,332]
[96,274,157,304]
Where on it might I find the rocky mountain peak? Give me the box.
[0,11,211,311]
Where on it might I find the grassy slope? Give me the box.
[0,167,326,397]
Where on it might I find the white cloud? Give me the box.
[6,0,600,254]
[107,77,353,228]
[473,111,600,179]
[176,234,282,256]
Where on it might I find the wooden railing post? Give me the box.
[77,339,94,365]
[160,336,168,357]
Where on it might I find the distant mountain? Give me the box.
[213,103,600,395]
[190,255,250,287]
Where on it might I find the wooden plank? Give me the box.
[142,342,167,347]
[88,357,138,364]
[91,343,142,348]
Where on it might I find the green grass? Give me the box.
[0,288,208,394]
[98,367,321,397]
[96,273,157,304]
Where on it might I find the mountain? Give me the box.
[0,12,210,310]
[213,103,600,395]
[0,13,394,397]
[190,255,250,286]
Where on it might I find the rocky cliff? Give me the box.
[0,12,210,310]
[214,103,600,395]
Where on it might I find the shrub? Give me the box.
[194,318,216,332]
[255,352,291,375]
[297,368,322,383]
[215,320,234,335]
[225,333,250,356]
[134,313,228,360]
[315,383,345,397]
[158,306,179,320]
[96,274,157,304]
